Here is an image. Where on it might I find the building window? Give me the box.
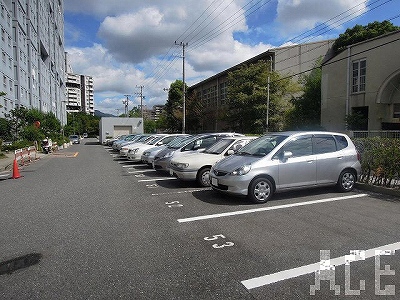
[219,81,227,105]
[394,104,400,118]
[352,59,366,93]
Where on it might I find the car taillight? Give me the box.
[357,151,361,161]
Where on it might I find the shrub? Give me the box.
[353,137,400,188]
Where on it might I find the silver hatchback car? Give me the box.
[210,131,361,204]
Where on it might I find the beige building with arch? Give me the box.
[321,30,400,132]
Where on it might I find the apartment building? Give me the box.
[0,0,65,122]
[189,40,335,131]
[65,72,94,115]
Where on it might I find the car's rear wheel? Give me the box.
[337,169,356,192]
[248,177,273,203]
[197,167,211,187]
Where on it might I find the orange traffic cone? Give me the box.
[12,159,22,179]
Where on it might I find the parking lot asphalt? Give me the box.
[106,146,400,299]
[1,140,400,299]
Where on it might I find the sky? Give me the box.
[63,0,400,115]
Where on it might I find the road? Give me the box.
[0,138,399,299]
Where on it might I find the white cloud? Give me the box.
[276,0,368,38]
[64,0,374,115]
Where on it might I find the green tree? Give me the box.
[286,60,323,130]
[0,117,12,140]
[7,106,30,140]
[164,80,187,132]
[333,21,400,54]
[144,119,157,133]
[42,112,61,135]
[225,60,300,134]
[65,112,99,136]
[20,125,43,141]
[129,106,141,118]
[185,90,204,133]
[5,107,64,142]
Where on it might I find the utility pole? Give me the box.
[175,41,188,134]
[135,85,144,118]
[266,76,270,132]
[123,94,131,117]
[266,56,273,132]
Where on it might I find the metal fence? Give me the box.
[349,131,400,139]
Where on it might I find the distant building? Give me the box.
[321,30,400,132]
[189,40,335,131]
[0,0,66,121]
[99,117,143,144]
[65,72,94,115]
[141,105,165,121]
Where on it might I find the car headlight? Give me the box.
[163,151,175,158]
[230,164,251,176]
[143,152,150,156]
[175,163,189,169]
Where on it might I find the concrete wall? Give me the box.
[99,117,144,144]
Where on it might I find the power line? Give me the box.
[142,0,395,98]
[274,35,400,84]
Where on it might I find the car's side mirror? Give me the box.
[282,151,293,161]
[226,149,234,156]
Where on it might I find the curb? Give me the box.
[355,182,400,198]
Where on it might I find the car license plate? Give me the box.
[170,169,174,176]
[211,177,218,186]
[152,162,155,169]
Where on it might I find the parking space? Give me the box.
[106,145,400,299]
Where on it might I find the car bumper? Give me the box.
[209,173,250,196]
[153,157,171,172]
[119,149,129,157]
[141,155,152,164]
[170,168,197,181]
[127,152,141,161]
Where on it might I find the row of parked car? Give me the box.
[106,131,362,204]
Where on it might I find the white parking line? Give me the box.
[241,241,400,290]
[122,164,149,168]
[138,177,177,182]
[128,169,156,173]
[177,194,368,223]
[152,188,211,196]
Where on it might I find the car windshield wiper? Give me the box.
[237,151,252,156]
[253,153,266,157]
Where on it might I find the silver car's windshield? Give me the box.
[237,135,288,157]
[168,135,197,149]
[166,136,189,147]
[204,139,234,154]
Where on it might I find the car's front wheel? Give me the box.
[197,167,211,187]
[337,169,356,192]
[248,177,273,204]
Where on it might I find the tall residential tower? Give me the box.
[0,0,66,122]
